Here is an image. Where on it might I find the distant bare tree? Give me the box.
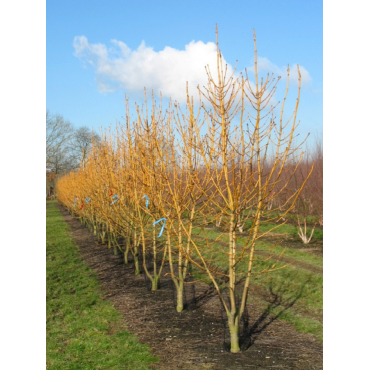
[46,110,76,175]
[70,126,101,168]
[46,111,102,176]
[46,110,74,165]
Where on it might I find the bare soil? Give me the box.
[58,204,323,370]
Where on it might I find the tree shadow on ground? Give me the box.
[186,284,217,310]
[236,278,310,350]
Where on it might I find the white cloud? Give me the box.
[73,36,312,103]
[248,57,312,86]
[73,36,232,102]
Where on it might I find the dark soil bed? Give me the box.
[58,204,323,370]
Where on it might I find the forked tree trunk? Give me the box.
[237,213,244,233]
[133,246,140,274]
[141,228,155,289]
[152,275,160,291]
[176,284,184,312]
[228,311,240,353]
[297,216,316,244]
[167,230,185,312]
[124,236,130,264]
[100,230,106,244]
[216,215,223,227]
[152,225,158,289]
[132,228,140,275]
[228,212,241,353]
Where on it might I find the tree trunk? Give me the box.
[133,246,140,275]
[133,229,140,274]
[151,275,159,291]
[228,313,240,353]
[124,242,129,264]
[176,285,184,312]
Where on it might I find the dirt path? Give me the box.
[58,204,323,370]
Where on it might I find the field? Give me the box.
[47,200,323,369]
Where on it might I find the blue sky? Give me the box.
[47,0,322,143]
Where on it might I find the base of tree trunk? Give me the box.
[124,249,129,264]
[151,276,159,291]
[176,288,184,312]
[229,330,240,353]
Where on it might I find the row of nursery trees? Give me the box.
[57,30,313,353]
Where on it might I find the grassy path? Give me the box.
[46,201,157,369]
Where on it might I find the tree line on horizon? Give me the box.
[46,109,101,178]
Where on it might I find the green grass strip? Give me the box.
[188,233,323,341]
[193,227,323,271]
[46,202,157,370]
[256,241,323,270]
